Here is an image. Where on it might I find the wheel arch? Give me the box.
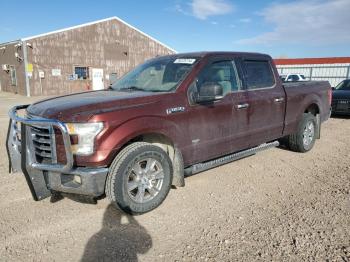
[302,102,321,139]
[102,117,186,187]
[304,103,320,115]
[114,132,185,188]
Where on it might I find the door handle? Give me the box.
[235,103,249,109]
[274,97,284,103]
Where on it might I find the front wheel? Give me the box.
[287,113,317,153]
[106,142,173,215]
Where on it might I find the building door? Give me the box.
[92,68,104,90]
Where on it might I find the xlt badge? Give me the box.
[166,107,185,115]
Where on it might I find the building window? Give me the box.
[109,73,118,85]
[74,66,89,80]
[10,66,17,86]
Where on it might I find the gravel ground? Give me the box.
[0,91,349,262]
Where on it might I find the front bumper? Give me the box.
[6,105,108,200]
[331,99,350,115]
[331,109,350,116]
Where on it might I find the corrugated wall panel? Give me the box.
[0,42,26,95]
[277,63,350,87]
[26,19,174,96]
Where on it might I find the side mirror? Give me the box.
[331,87,335,90]
[195,82,223,103]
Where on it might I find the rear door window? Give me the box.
[243,60,275,89]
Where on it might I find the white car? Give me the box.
[280,74,308,82]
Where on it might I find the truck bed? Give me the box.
[283,81,331,136]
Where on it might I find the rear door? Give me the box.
[240,57,286,147]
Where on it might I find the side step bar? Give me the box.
[185,141,279,176]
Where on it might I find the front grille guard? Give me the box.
[7,104,74,174]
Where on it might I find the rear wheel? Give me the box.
[106,142,173,215]
[287,113,317,153]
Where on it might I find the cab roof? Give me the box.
[160,51,271,59]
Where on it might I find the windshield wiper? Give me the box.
[121,86,169,92]
[147,89,168,92]
[120,86,148,92]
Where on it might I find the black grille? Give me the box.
[332,99,350,112]
[30,125,54,164]
[26,113,57,164]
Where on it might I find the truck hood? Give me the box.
[27,90,160,122]
[332,90,350,100]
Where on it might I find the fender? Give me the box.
[297,93,323,118]
[284,92,323,135]
[97,116,186,162]
[98,116,186,186]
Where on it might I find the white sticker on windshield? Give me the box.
[174,58,196,64]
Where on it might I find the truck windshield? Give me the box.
[111,57,198,92]
[335,80,350,91]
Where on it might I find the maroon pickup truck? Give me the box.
[7,52,331,214]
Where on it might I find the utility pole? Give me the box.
[22,40,31,97]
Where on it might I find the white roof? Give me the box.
[0,40,20,46]
[21,16,176,53]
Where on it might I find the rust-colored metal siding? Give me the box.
[27,19,174,96]
[1,18,175,96]
[0,41,26,95]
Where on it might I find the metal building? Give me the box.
[0,17,175,96]
[274,57,350,87]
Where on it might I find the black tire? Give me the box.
[287,113,317,153]
[106,142,173,215]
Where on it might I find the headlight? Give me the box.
[66,122,104,156]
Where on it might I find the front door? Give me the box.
[92,68,104,90]
[186,58,248,163]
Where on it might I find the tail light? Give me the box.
[328,88,332,105]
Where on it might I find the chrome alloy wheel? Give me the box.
[127,158,165,204]
[303,121,315,147]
